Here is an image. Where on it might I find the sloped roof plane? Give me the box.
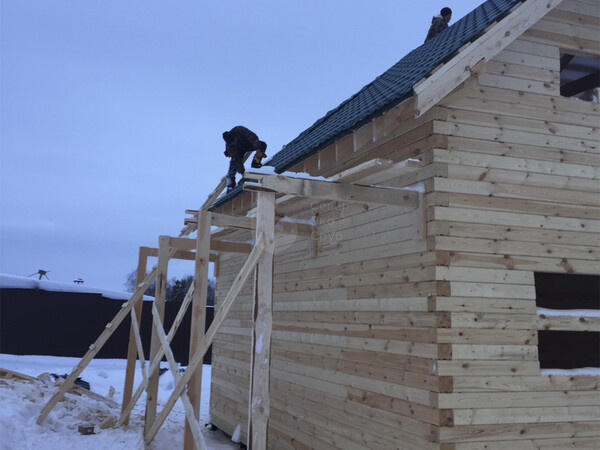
[212,0,557,209]
[268,0,522,172]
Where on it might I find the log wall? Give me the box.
[433,1,600,447]
[210,0,600,447]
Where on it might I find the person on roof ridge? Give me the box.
[425,7,452,42]
[222,125,267,193]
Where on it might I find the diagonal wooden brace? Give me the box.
[120,282,196,425]
[150,304,207,450]
[144,233,267,443]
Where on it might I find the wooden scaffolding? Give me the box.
[35,160,422,449]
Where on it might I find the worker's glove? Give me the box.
[251,159,262,169]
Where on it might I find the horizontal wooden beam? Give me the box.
[243,172,418,207]
[189,209,314,237]
[212,212,254,230]
[168,237,252,254]
[329,158,394,183]
[139,246,216,262]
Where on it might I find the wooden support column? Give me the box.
[248,191,275,449]
[121,246,149,425]
[184,211,211,450]
[144,236,170,433]
[144,235,266,444]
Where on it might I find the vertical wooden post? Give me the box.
[248,191,275,449]
[121,247,149,425]
[183,211,211,450]
[144,236,169,433]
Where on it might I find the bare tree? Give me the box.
[124,269,156,297]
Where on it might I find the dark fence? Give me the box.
[0,288,213,365]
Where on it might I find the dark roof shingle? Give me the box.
[211,0,522,210]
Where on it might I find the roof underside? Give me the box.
[211,0,523,210]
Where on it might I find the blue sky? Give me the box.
[1,1,482,291]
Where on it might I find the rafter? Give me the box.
[243,171,418,208]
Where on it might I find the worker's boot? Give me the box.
[251,155,263,169]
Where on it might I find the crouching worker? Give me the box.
[222,125,267,193]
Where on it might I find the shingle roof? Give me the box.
[211,0,522,210]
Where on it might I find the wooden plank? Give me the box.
[447,250,597,275]
[477,72,559,96]
[271,376,438,442]
[434,296,536,314]
[451,375,600,392]
[536,314,600,331]
[445,110,598,143]
[437,328,537,345]
[183,211,211,450]
[1,368,118,407]
[243,172,418,208]
[450,312,540,330]
[433,120,598,154]
[437,360,540,376]
[431,207,600,234]
[121,246,149,425]
[248,192,276,449]
[212,212,255,230]
[452,406,600,425]
[414,0,564,116]
[272,358,434,407]
[273,297,430,312]
[450,344,538,360]
[445,164,600,195]
[435,188,600,218]
[328,158,393,183]
[440,421,600,443]
[271,339,437,381]
[459,82,600,120]
[150,304,207,449]
[129,302,148,387]
[555,0,600,17]
[439,391,600,409]
[358,159,421,186]
[434,236,599,263]
[271,329,438,360]
[435,267,534,284]
[440,222,599,247]
[144,236,169,433]
[169,236,253,254]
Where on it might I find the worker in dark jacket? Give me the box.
[223,126,267,192]
[425,7,452,42]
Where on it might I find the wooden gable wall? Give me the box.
[432,0,600,448]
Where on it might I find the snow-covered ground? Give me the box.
[0,354,239,450]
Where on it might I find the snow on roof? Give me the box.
[0,274,153,301]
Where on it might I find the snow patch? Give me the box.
[255,334,264,354]
[541,367,600,377]
[231,425,242,443]
[537,307,600,317]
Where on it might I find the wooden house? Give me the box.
[207,0,600,448]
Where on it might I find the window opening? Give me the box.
[534,272,599,370]
[560,53,600,101]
